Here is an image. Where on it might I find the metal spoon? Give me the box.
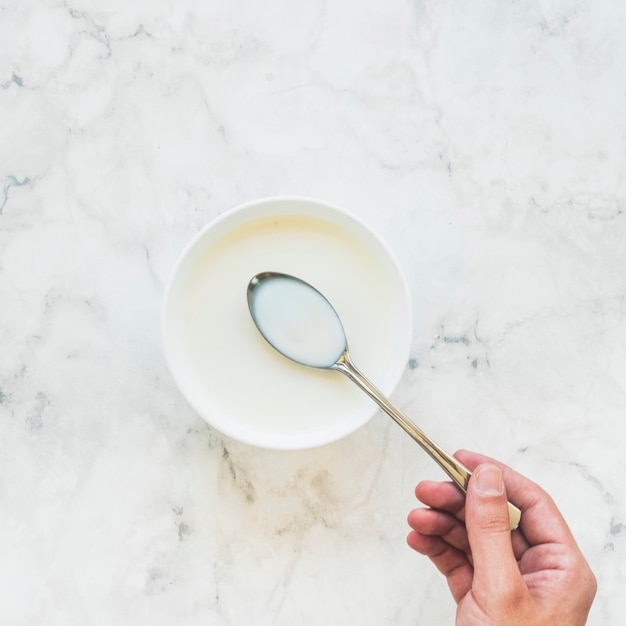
[247,271,521,530]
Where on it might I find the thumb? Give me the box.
[465,463,523,597]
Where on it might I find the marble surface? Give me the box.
[1,0,625,623]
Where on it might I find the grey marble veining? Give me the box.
[1,1,625,624]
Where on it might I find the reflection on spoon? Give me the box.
[247,271,521,531]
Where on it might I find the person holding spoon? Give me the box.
[407,449,597,625]
[246,273,596,622]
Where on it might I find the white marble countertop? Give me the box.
[1,1,625,624]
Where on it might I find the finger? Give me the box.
[465,463,527,601]
[415,480,466,520]
[414,474,531,558]
[455,450,576,548]
[406,531,474,603]
[407,508,471,554]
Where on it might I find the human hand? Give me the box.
[407,450,596,625]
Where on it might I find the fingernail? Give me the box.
[475,465,504,496]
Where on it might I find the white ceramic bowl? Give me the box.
[163,197,412,449]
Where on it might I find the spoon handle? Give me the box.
[333,350,521,530]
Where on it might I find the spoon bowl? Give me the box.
[247,272,346,369]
